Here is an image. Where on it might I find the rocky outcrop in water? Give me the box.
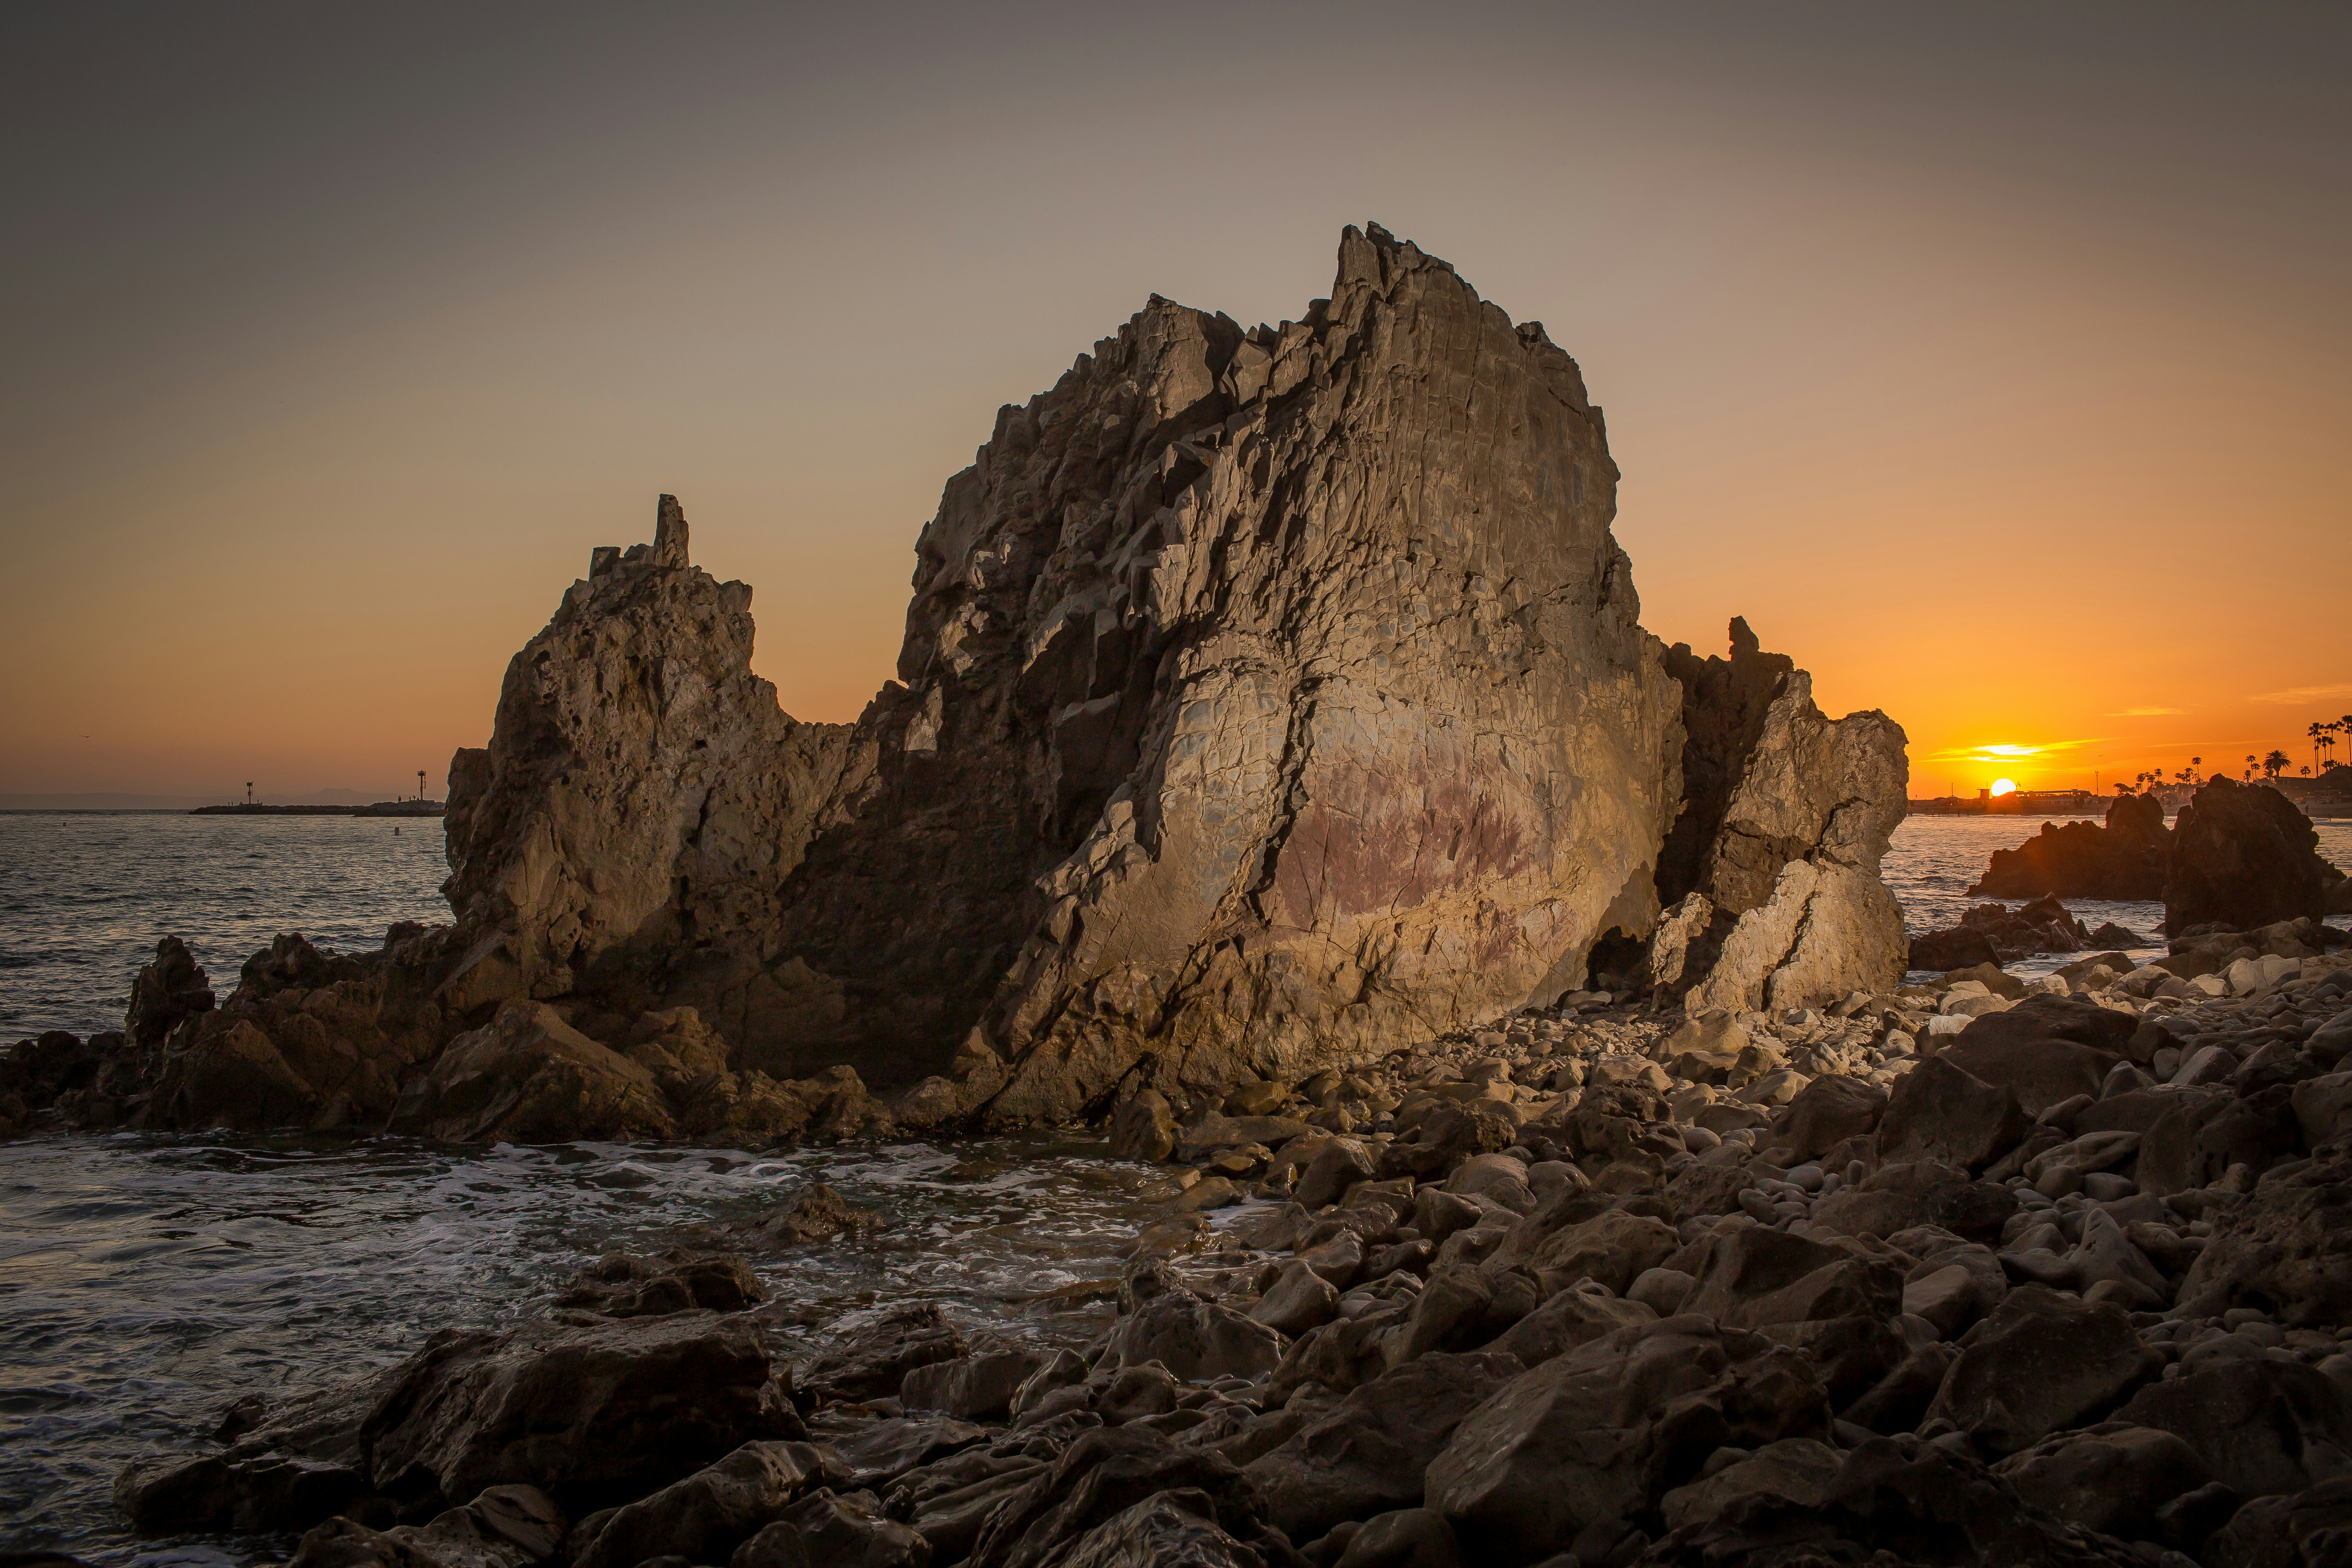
[429,232,1903,1127]
[2165,777,2342,936]
[6,227,1913,1148]
[115,917,2352,1567]
[1970,792,2171,901]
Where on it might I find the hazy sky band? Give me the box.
[3,3,2345,798]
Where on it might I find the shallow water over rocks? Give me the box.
[0,1131,1176,1564]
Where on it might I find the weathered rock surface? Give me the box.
[1648,620,1909,1016]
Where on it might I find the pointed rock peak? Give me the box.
[1729,616,1761,660]
[653,494,690,569]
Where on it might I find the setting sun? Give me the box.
[1990,778,2018,797]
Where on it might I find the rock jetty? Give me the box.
[110,912,2352,1565]
[4,226,1911,1144]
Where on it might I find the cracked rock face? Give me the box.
[1647,619,1909,1016]
[439,225,1904,1120]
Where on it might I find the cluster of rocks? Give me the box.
[1909,894,2146,973]
[1965,782,2349,933]
[113,915,2352,1566]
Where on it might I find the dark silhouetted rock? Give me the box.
[1972,793,2170,900]
[2165,778,2336,935]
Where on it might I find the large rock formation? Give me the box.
[1641,620,1909,1014]
[2164,777,2339,935]
[422,225,1911,1126]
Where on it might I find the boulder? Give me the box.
[1423,1316,1828,1562]
[1921,1286,2150,1456]
[425,227,1912,1122]
[771,1489,929,1568]
[1906,925,2001,973]
[799,1305,968,1405]
[1107,1090,1178,1162]
[117,1313,795,1534]
[124,935,215,1053]
[966,1427,1276,1568]
[2179,1147,2352,1326]
[1052,1491,1272,1568]
[900,1349,1049,1423]
[1938,994,2133,1115]
[1991,1423,2211,1543]
[358,1314,798,1517]
[2164,777,2336,934]
[1245,1350,1522,1543]
[2203,1476,2352,1568]
[2114,1357,2352,1503]
[1875,1056,2029,1171]
[1331,1507,1463,1568]
[568,1441,818,1568]
[1658,1437,1843,1534]
[1101,1286,1285,1383]
[1387,1265,1541,1366]
[553,1251,764,1319]
[1776,1073,1888,1161]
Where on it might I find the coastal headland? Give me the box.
[11,228,2352,1568]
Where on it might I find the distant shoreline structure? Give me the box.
[188,800,445,818]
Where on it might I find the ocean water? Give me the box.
[0,814,449,1042]
[2,808,2349,1562]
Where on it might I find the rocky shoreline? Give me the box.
[94,912,2352,1567]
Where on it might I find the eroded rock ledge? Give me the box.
[5,226,1911,1144]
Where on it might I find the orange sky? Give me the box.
[3,3,2346,802]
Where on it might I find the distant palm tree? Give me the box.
[2315,722,2329,773]
[2264,750,2290,780]
[2244,753,2257,780]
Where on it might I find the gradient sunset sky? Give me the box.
[4,3,2346,802]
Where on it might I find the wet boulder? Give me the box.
[116,1377,379,1534]
[756,1182,882,1245]
[124,934,217,1052]
[291,1487,566,1568]
[901,1347,1049,1423]
[147,1015,321,1131]
[1245,1350,1522,1544]
[799,1304,968,1405]
[567,1441,818,1568]
[359,1312,799,1516]
[1424,1316,1828,1563]
[965,1426,1276,1568]
[553,1250,765,1319]
[771,1488,930,1567]
[1101,1281,1284,1383]
[1107,1090,1178,1163]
